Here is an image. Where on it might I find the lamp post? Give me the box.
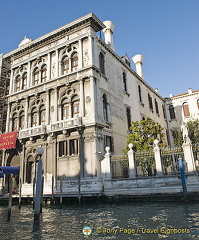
[34,146,44,221]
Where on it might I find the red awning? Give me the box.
[0,131,18,150]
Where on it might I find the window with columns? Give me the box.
[31,107,37,127]
[39,105,46,125]
[12,113,18,131]
[41,65,47,82]
[16,75,21,92]
[22,73,27,90]
[62,56,69,75]
[71,52,78,72]
[72,95,79,117]
[19,111,25,129]
[33,68,39,85]
[61,98,69,120]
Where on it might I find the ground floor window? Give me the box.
[58,139,79,157]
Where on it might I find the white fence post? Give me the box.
[128,143,136,178]
[101,147,111,179]
[153,139,163,176]
[182,141,196,173]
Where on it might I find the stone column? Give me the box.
[182,142,196,173]
[90,76,96,121]
[46,90,50,125]
[128,143,136,178]
[55,50,59,77]
[88,34,93,65]
[27,62,31,88]
[101,146,111,179]
[9,70,14,95]
[47,53,51,80]
[79,79,85,117]
[153,139,163,176]
[54,88,58,122]
[78,39,83,69]
[6,103,10,132]
[24,97,29,129]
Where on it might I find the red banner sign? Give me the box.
[0,131,18,150]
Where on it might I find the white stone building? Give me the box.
[1,13,167,194]
[165,88,199,146]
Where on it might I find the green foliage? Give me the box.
[124,117,167,153]
[172,127,183,147]
[186,119,199,144]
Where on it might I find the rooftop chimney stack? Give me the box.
[103,21,115,51]
[132,54,144,79]
[188,88,192,94]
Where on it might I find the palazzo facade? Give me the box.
[1,13,167,194]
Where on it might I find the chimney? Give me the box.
[132,54,144,79]
[188,88,192,94]
[154,88,158,93]
[170,94,173,98]
[103,21,115,51]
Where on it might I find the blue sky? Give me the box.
[1,0,199,97]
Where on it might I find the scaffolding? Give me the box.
[0,54,10,134]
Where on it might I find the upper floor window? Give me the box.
[39,105,46,125]
[33,68,39,85]
[182,102,190,117]
[12,113,18,131]
[99,52,105,75]
[138,85,142,103]
[155,99,159,115]
[103,93,108,121]
[71,53,78,72]
[16,75,21,92]
[19,111,25,129]
[162,105,166,119]
[148,93,153,111]
[61,98,69,120]
[169,105,176,119]
[123,72,127,92]
[22,73,27,90]
[41,65,47,82]
[72,95,79,117]
[31,107,37,127]
[197,99,199,110]
[126,107,131,130]
[62,56,69,75]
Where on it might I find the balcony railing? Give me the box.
[18,117,80,138]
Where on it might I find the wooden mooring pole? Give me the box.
[7,174,13,222]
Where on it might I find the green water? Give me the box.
[0,201,198,239]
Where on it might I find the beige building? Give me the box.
[165,89,199,146]
[1,13,167,194]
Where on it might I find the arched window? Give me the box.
[39,105,46,125]
[123,72,127,92]
[182,102,190,117]
[71,53,78,72]
[16,75,21,92]
[126,107,131,129]
[148,93,153,111]
[31,107,37,127]
[72,95,79,117]
[138,85,142,103]
[19,111,25,129]
[155,99,159,115]
[41,65,47,82]
[169,105,176,119]
[22,73,27,90]
[62,56,69,74]
[197,99,199,110]
[103,94,108,121]
[99,52,105,75]
[12,113,18,131]
[33,68,39,85]
[61,98,69,120]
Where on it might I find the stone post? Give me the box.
[128,143,136,178]
[153,139,163,176]
[182,142,196,173]
[101,147,111,179]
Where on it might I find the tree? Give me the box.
[124,117,167,153]
[186,119,199,145]
[171,127,183,147]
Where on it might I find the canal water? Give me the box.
[0,200,198,240]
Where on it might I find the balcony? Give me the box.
[18,117,80,139]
